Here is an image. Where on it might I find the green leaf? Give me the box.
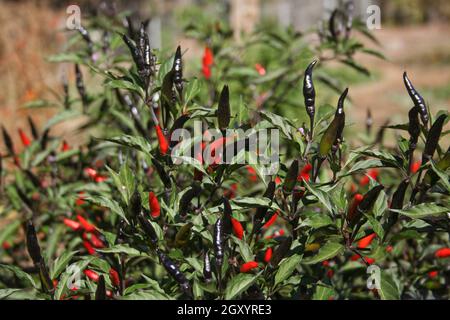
[304,181,336,214]
[313,282,336,300]
[54,257,94,300]
[378,271,400,300]
[391,203,449,219]
[51,251,78,280]
[224,272,261,300]
[106,79,144,97]
[274,254,302,286]
[232,236,253,262]
[96,245,148,257]
[84,194,128,223]
[121,290,172,300]
[259,110,294,139]
[430,161,450,192]
[0,264,37,289]
[340,159,390,177]
[103,135,152,154]
[44,110,81,131]
[302,242,344,265]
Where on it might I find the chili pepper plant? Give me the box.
[0,3,449,300]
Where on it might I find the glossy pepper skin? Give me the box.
[348,185,384,228]
[319,88,348,157]
[157,249,192,298]
[385,178,409,235]
[95,275,106,300]
[403,72,428,125]
[303,60,318,135]
[422,114,447,164]
[172,46,183,97]
[203,251,212,283]
[214,218,224,270]
[269,236,292,267]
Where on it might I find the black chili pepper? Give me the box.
[349,185,384,228]
[214,218,224,269]
[95,275,106,300]
[124,16,136,39]
[303,60,317,136]
[172,46,183,98]
[137,213,158,244]
[115,219,127,245]
[157,249,192,297]
[218,85,231,131]
[27,116,39,140]
[1,126,14,155]
[422,114,447,164]
[152,158,172,189]
[169,114,190,148]
[222,197,233,237]
[385,178,409,235]
[129,189,142,220]
[77,26,93,56]
[403,72,428,126]
[25,220,42,264]
[123,94,148,138]
[40,128,50,151]
[319,88,348,158]
[408,107,420,149]
[123,34,146,74]
[179,183,202,217]
[75,64,88,111]
[203,251,212,283]
[269,236,293,267]
[283,160,299,194]
[37,259,54,294]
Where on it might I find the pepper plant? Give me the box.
[0,3,449,300]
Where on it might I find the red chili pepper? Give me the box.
[76,215,96,233]
[428,270,438,279]
[359,169,379,186]
[326,269,334,278]
[386,245,393,253]
[347,193,364,223]
[275,176,282,185]
[75,191,85,206]
[2,241,11,250]
[322,260,330,267]
[255,63,266,76]
[231,217,244,240]
[240,261,259,273]
[84,167,98,179]
[94,175,107,183]
[435,247,450,258]
[109,268,120,287]
[349,183,357,194]
[18,129,31,147]
[410,160,421,174]
[155,125,168,155]
[84,269,99,282]
[264,247,273,263]
[202,47,214,66]
[262,211,278,229]
[83,240,95,255]
[61,140,70,152]
[246,166,258,182]
[365,258,375,265]
[357,233,376,249]
[83,232,105,248]
[297,163,312,182]
[63,218,81,231]
[148,191,161,218]
[224,183,237,199]
[202,47,214,79]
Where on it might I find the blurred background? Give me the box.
[1,0,449,150]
